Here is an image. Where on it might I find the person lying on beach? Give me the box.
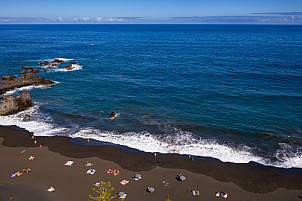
[21,150,25,153]
[192,190,199,196]
[120,180,129,185]
[107,169,113,173]
[9,194,13,200]
[220,192,228,198]
[87,169,96,174]
[29,156,35,160]
[47,186,55,192]
[113,170,119,176]
[94,182,100,187]
[26,168,31,173]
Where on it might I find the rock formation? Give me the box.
[65,62,78,70]
[53,59,64,64]
[38,61,50,66]
[0,91,32,116]
[21,66,40,73]
[0,73,56,95]
[2,75,14,81]
[109,112,117,119]
[19,71,27,75]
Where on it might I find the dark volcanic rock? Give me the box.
[0,91,32,116]
[65,62,78,70]
[21,66,40,73]
[38,61,50,66]
[2,75,14,81]
[109,112,117,119]
[19,71,27,75]
[53,59,64,64]
[0,73,56,95]
[42,66,52,71]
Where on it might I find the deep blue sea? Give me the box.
[0,24,301,168]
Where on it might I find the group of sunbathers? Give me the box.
[216,191,228,198]
[107,169,119,176]
[29,155,35,160]
[192,190,200,196]
[11,168,31,177]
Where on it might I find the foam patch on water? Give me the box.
[51,58,74,62]
[3,85,50,96]
[53,64,83,72]
[0,105,68,137]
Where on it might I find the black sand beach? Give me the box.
[1,125,302,201]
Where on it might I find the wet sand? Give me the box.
[0,125,302,201]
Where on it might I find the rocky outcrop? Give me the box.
[19,71,27,75]
[109,112,117,119]
[2,75,14,81]
[38,61,50,66]
[53,59,64,64]
[42,66,52,71]
[65,62,78,70]
[0,73,56,95]
[21,66,40,73]
[0,91,32,116]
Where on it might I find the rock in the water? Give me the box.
[42,66,52,71]
[53,59,64,64]
[2,75,14,81]
[0,91,32,116]
[19,71,27,75]
[21,66,40,73]
[65,64,73,70]
[38,61,50,66]
[109,112,117,119]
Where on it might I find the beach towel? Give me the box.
[47,187,55,192]
[113,171,119,176]
[65,161,74,166]
[120,180,129,185]
[21,150,25,153]
[87,169,95,174]
[85,162,93,167]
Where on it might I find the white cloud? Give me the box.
[57,17,63,22]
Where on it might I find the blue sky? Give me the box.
[0,0,301,24]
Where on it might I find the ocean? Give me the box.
[0,24,301,168]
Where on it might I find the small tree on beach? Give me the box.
[89,181,124,201]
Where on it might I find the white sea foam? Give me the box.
[3,85,50,96]
[0,105,301,168]
[53,64,83,72]
[51,58,74,62]
[0,105,68,137]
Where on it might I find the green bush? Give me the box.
[89,181,124,201]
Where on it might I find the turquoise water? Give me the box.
[0,24,301,168]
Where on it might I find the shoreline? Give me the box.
[1,125,302,194]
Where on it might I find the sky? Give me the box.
[0,0,301,24]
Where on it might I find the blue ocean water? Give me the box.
[0,24,301,168]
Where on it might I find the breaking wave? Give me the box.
[53,64,83,72]
[0,104,301,169]
[3,85,50,96]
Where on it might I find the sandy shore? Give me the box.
[0,125,302,201]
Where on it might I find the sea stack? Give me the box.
[0,91,32,116]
